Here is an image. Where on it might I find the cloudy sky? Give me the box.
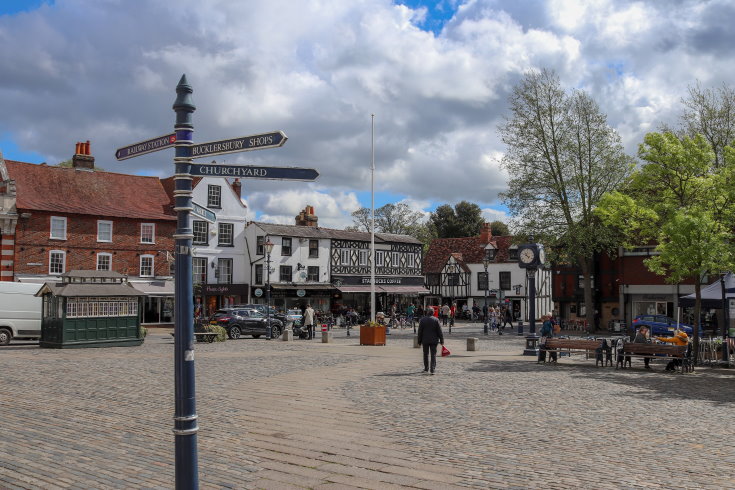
[1,0,734,228]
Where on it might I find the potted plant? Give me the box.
[360,320,386,346]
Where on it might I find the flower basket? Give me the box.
[360,322,386,346]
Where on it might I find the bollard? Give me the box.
[322,331,332,343]
[282,329,293,341]
[413,335,420,348]
[467,337,479,351]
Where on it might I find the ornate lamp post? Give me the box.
[265,238,274,340]
[483,253,490,335]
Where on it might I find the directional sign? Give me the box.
[115,133,176,160]
[190,131,287,159]
[191,201,216,223]
[189,164,319,181]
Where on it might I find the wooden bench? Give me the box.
[618,343,690,372]
[541,338,612,366]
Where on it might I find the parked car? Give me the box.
[631,315,698,337]
[210,308,284,339]
[234,304,289,325]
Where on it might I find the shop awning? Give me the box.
[379,285,430,294]
[338,285,430,294]
[270,283,333,290]
[130,280,175,296]
[338,285,375,293]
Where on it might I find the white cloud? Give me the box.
[1,0,734,227]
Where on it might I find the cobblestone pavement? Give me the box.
[0,323,733,489]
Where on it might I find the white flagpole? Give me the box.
[370,114,376,324]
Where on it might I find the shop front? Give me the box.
[335,275,428,317]
[261,284,333,313]
[198,283,249,317]
[130,280,175,325]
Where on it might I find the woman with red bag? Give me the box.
[417,309,445,374]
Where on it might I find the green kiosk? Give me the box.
[37,270,145,348]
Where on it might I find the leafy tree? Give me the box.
[489,220,509,236]
[596,132,735,360]
[429,201,483,238]
[347,203,434,250]
[499,68,634,328]
[680,81,735,168]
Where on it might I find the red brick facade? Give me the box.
[14,211,175,277]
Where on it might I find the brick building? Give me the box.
[0,144,177,324]
[552,246,698,331]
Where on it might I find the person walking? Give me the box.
[441,303,450,327]
[538,313,557,363]
[417,309,445,374]
[502,306,513,330]
[303,304,315,340]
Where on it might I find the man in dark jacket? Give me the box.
[417,310,445,374]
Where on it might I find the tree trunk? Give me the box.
[693,280,701,365]
[579,259,595,332]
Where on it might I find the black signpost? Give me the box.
[115,75,317,490]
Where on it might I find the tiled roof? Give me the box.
[423,235,515,273]
[6,160,175,221]
[251,222,422,245]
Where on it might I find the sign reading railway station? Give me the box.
[190,131,287,159]
[190,163,318,181]
[115,133,176,160]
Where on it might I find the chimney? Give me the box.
[295,205,318,227]
[72,140,95,170]
[231,178,242,199]
[479,222,493,243]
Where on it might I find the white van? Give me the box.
[0,282,43,345]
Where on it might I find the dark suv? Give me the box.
[210,308,284,339]
[235,304,289,325]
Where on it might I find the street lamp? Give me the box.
[483,252,490,335]
[265,238,274,340]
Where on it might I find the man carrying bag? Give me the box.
[417,309,445,374]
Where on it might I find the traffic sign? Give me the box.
[191,201,216,223]
[190,131,287,159]
[189,164,319,181]
[115,133,176,160]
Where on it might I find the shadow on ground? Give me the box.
[466,358,735,405]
